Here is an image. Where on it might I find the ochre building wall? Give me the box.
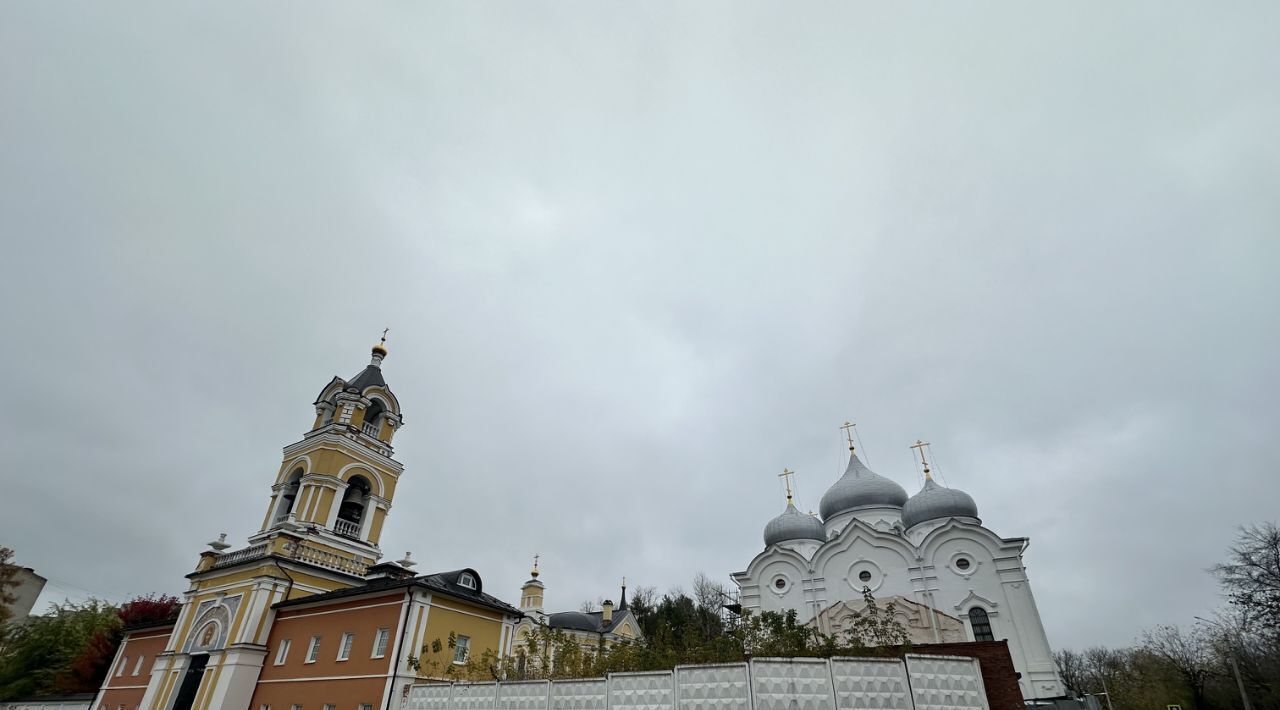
[250,592,406,710]
[95,625,174,710]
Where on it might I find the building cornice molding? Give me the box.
[282,433,404,475]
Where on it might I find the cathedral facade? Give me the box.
[732,444,1066,700]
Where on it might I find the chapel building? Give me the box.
[732,439,1066,700]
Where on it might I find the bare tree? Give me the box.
[1212,522,1280,643]
[1141,625,1215,710]
[1054,648,1089,698]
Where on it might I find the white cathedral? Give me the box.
[731,440,1065,701]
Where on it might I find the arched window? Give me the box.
[362,399,386,438]
[336,475,372,538]
[968,607,995,642]
[273,469,303,524]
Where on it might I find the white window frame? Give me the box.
[116,656,128,677]
[359,705,373,710]
[305,635,321,663]
[337,632,355,661]
[372,628,390,659]
[323,705,336,710]
[274,638,291,665]
[453,635,470,664]
[132,655,145,676]
[458,573,476,589]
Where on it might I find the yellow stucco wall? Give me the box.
[416,599,507,676]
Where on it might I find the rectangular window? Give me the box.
[306,635,321,663]
[260,706,270,710]
[372,628,391,658]
[453,635,470,664]
[359,705,373,710]
[132,655,145,675]
[337,633,355,661]
[291,705,302,710]
[323,705,335,710]
[275,638,292,665]
[116,656,128,677]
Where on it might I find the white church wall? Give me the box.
[734,518,1065,700]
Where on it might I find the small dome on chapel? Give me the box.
[818,451,909,520]
[763,502,826,547]
[901,477,979,529]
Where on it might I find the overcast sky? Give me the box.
[2,2,1277,652]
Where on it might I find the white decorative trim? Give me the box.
[952,589,1000,615]
[845,558,885,593]
[277,599,404,621]
[256,672,389,683]
[947,550,981,579]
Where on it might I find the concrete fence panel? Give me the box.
[499,680,551,710]
[749,658,836,710]
[904,655,989,710]
[675,663,752,710]
[454,682,501,710]
[408,683,455,710]
[549,678,607,710]
[608,671,676,710]
[830,657,913,710]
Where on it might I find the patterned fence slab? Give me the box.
[454,682,500,710]
[405,652,997,710]
[749,658,836,710]
[609,671,676,710]
[903,655,989,710]
[408,684,454,710]
[550,678,608,710]
[499,681,551,710]
[676,663,752,710]
[830,657,913,710]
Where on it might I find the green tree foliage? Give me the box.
[0,599,119,700]
[0,592,179,701]
[0,547,19,629]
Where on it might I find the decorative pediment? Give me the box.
[953,589,999,614]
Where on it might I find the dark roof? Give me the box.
[547,608,633,635]
[346,364,387,391]
[274,567,522,618]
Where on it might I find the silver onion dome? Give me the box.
[763,502,826,547]
[901,477,979,529]
[818,451,909,520]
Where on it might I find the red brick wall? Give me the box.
[901,641,1024,710]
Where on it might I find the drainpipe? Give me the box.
[384,589,414,710]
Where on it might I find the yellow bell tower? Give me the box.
[251,333,405,564]
[139,338,407,710]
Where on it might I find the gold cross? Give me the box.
[910,440,932,478]
[778,468,795,502]
[840,421,857,451]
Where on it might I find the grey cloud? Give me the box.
[1,1,1277,652]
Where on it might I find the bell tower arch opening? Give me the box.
[335,475,373,539]
[272,469,304,525]
[362,397,387,438]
